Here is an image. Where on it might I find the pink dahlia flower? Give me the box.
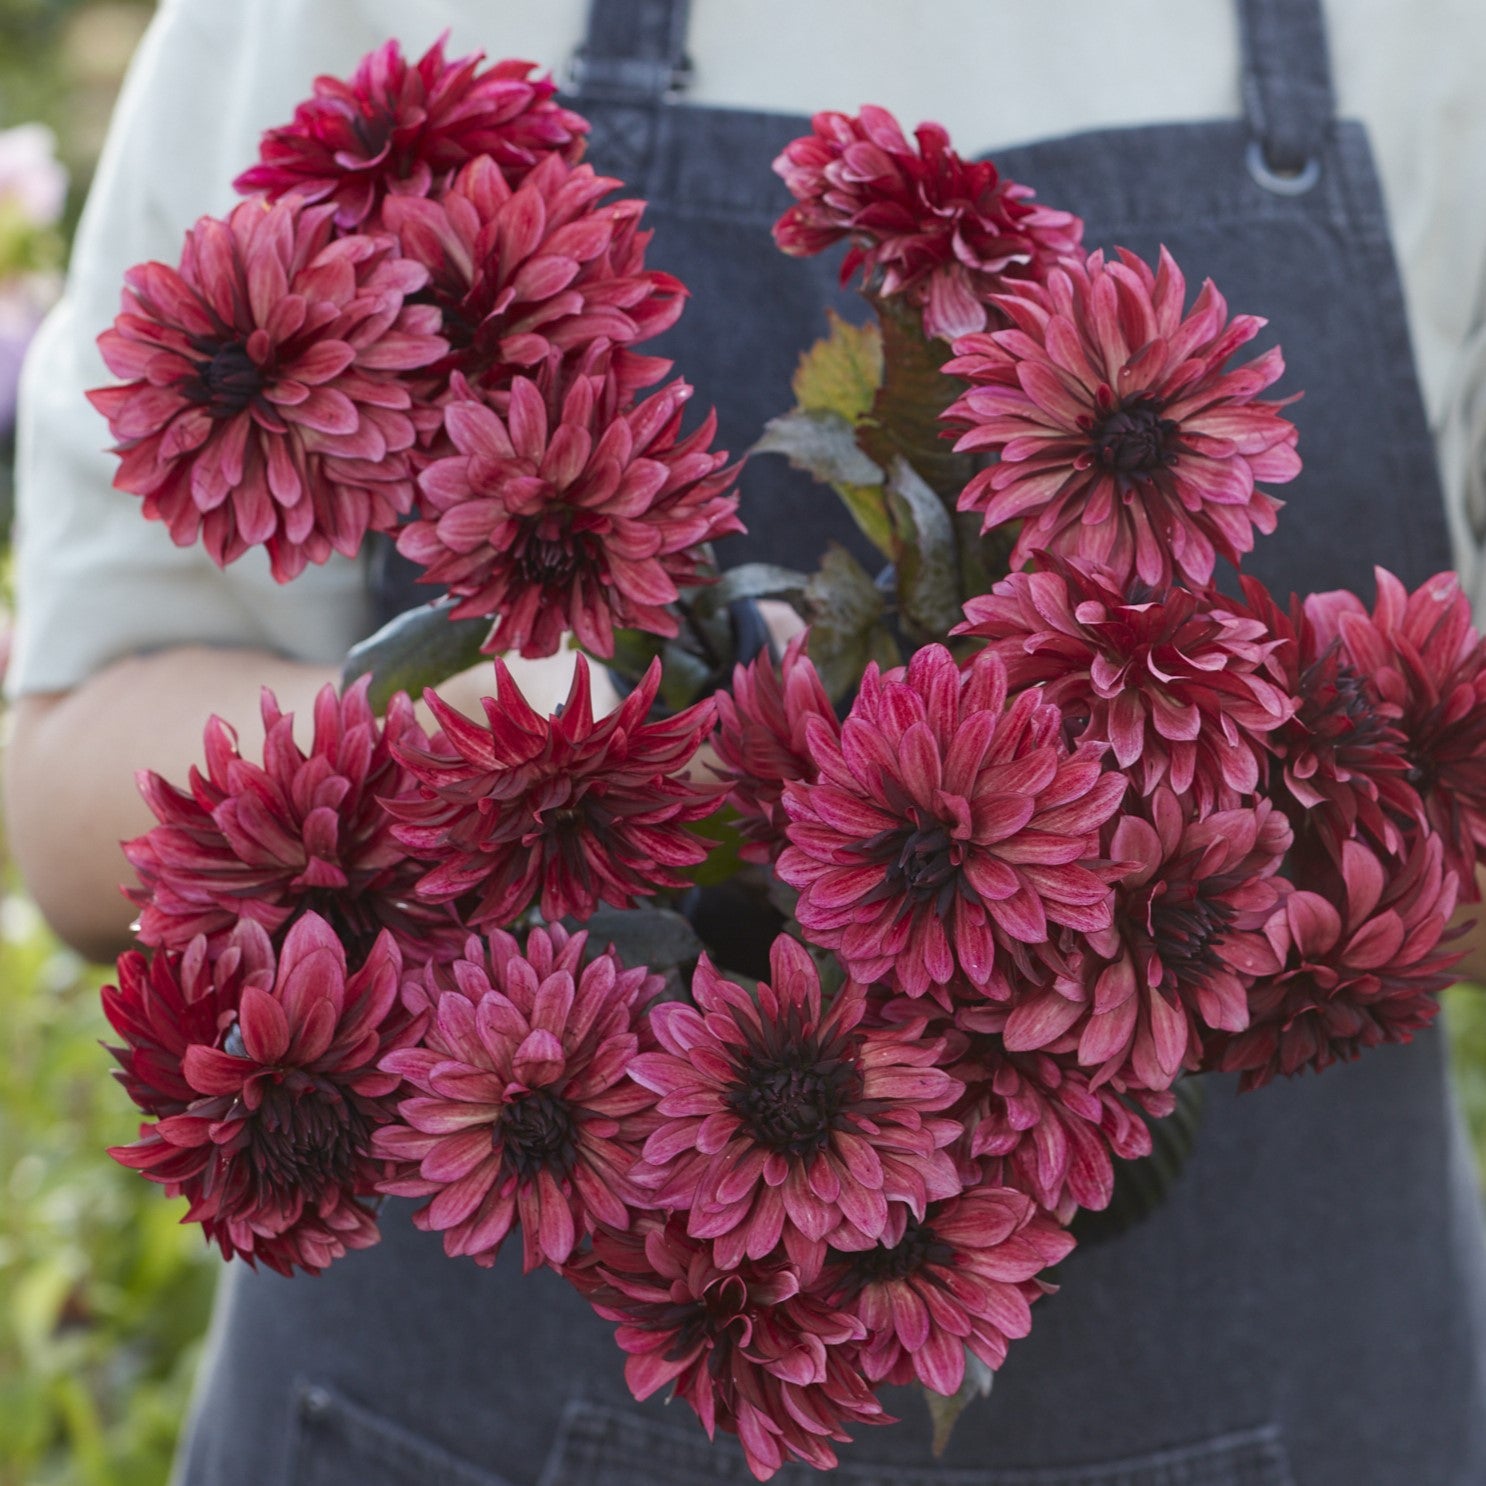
[106,915,419,1275]
[382,152,683,403]
[398,370,741,659]
[945,246,1301,589]
[628,935,963,1279]
[375,924,661,1271]
[1001,789,1290,1090]
[124,679,464,965]
[236,40,587,230]
[823,1189,1073,1394]
[88,195,446,581]
[959,559,1294,808]
[772,106,1082,341]
[778,645,1126,999]
[388,655,717,927]
[570,1216,888,1479]
[949,1035,1170,1223]
[1211,836,1462,1091]
[1304,568,1486,892]
[712,635,841,864]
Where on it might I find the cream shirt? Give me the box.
[12,0,1486,693]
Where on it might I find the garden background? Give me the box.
[1,5,1484,1483]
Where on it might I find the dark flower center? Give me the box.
[518,532,582,589]
[196,342,265,416]
[849,1217,954,1285]
[350,109,399,162]
[499,1090,578,1178]
[656,1272,753,1369]
[858,788,966,915]
[726,1045,862,1155]
[885,817,959,903]
[1297,650,1395,758]
[1134,874,1237,981]
[1090,397,1179,476]
[237,1068,369,1199]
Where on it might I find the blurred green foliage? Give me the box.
[1445,984,1486,1189]
[1,13,200,1484]
[0,888,217,1486]
[0,0,154,229]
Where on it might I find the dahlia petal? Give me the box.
[1004,991,1085,1051]
[918,1328,967,1396]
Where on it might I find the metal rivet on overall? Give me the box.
[300,1386,332,1419]
[1246,139,1322,196]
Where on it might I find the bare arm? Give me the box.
[4,640,606,965]
[5,646,338,964]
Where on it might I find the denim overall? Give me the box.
[176,2,1486,1482]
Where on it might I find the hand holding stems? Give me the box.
[3,640,618,964]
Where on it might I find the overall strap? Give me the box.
[570,0,692,103]
[566,0,692,186]
[1237,0,1335,188]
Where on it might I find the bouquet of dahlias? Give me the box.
[90,38,1486,1479]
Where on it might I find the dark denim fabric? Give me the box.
[175,1,1486,1482]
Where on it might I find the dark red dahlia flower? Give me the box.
[958,559,1294,808]
[823,1188,1074,1394]
[711,635,840,865]
[235,39,587,229]
[1210,836,1462,1091]
[772,106,1082,341]
[103,920,274,1125]
[88,195,446,581]
[628,935,963,1279]
[1001,788,1290,1091]
[388,655,718,927]
[382,152,683,403]
[777,645,1126,1000]
[1226,574,1419,873]
[123,680,465,966]
[106,915,420,1274]
[1304,568,1486,892]
[945,246,1300,589]
[397,369,741,659]
[950,1035,1170,1223]
[375,923,662,1271]
[569,1216,888,1479]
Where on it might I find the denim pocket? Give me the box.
[287,1380,521,1486]
[537,1400,1298,1486]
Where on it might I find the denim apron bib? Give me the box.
[176,3,1486,1484]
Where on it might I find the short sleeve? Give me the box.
[5,0,388,697]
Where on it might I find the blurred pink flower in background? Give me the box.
[0,122,68,433]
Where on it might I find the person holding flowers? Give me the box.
[7,1,1486,1483]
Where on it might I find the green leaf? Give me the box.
[791,310,883,422]
[754,407,885,488]
[885,457,963,641]
[753,409,895,560]
[572,907,705,973]
[857,294,976,507]
[607,626,669,690]
[802,545,901,701]
[340,599,491,712]
[693,562,811,616]
[1069,1075,1207,1246]
[924,1353,995,1457]
[657,640,716,713]
[682,805,749,889]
